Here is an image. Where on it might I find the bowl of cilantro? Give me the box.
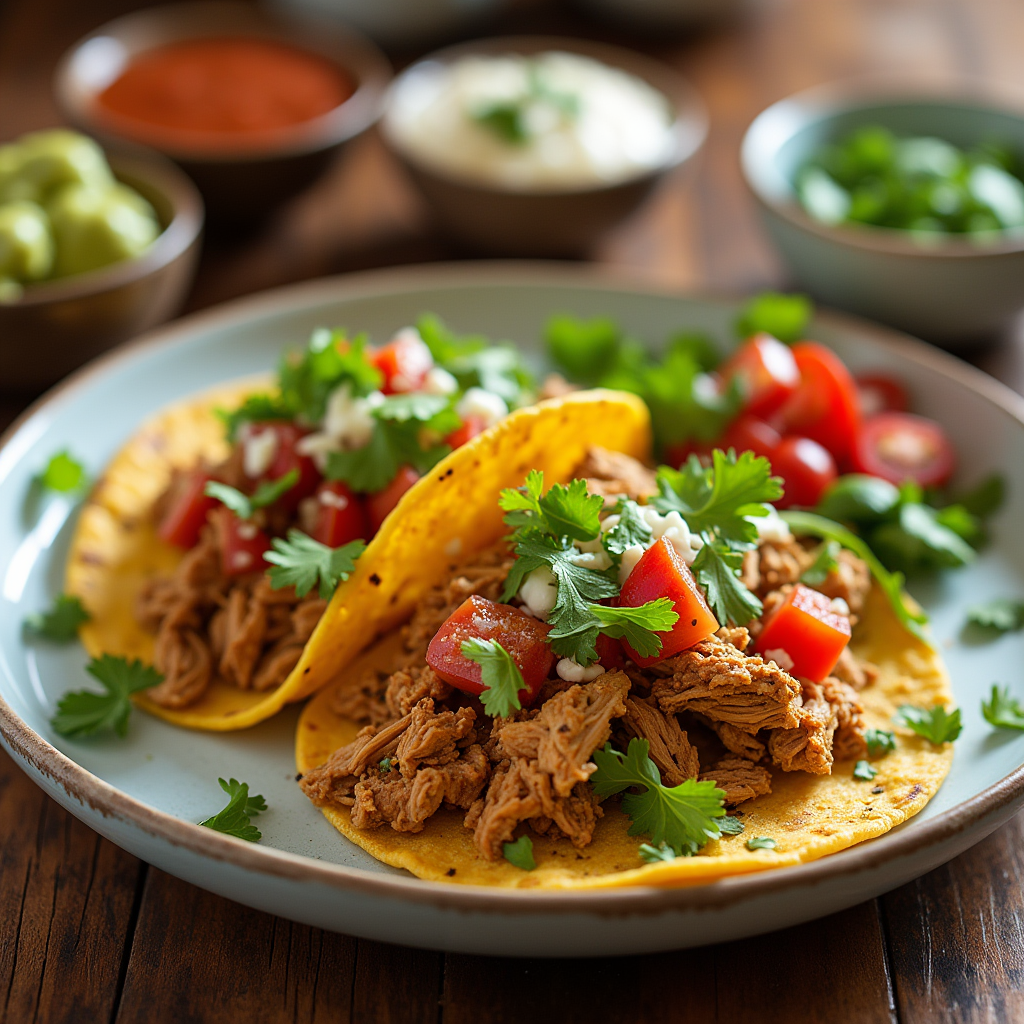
[742,82,1024,348]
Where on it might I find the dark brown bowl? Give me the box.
[0,149,203,392]
[54,1,392,222]
[380,36,708,257]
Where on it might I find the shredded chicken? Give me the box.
[832,647,880,691]
[768,680,838,775]
[575,447,657,502]
[621,697,699,785]
[822,676,868,761]
[694,714,767,763]
[701,756,772,806]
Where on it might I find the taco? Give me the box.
[296,449,953,888]
[65,316,650,731]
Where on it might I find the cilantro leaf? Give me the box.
[691,542,762,626]
[38,450,87,493]
[718,815,745,835]
[982,685,1024,731]
[591,739,726,856]
[460,637,526,718]
[473,102,529,144]
[865,728,897,756]
[265,530,365,599]
[51,655,162,738]
[955,474,1006,518]
[544,554,619,665]
[853,760,879,781]
[587,599,679,659]
[502,835,536,870]
[966,599,1024,634]
[602,499,653,564]
[251,468,300,508]
[545,314,623,384]
[800,540,841,586]
[746,836,777,851]
[204,469,299,520]
[734,291,812,343]
[24,594,90,642]
[499,472,603,542]
[199,778,267,842]
[815,474,901,523]
[217,393,292,441]
[870,502,976,574]
[639,842,677,863]
[895,704,962,744]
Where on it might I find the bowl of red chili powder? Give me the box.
[55,1,392,220]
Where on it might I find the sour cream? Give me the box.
[385,51,676,192]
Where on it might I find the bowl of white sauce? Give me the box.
[381,38,707,255]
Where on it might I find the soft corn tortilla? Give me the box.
[296,585,953,889]
[65,385,651,732]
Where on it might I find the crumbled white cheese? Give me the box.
[830,597,851,618]
[386,328,435,393]
[640,507,703,564]
[556,658,606,682]
[319,488,350,510]
[519,565,558,620]
[764,648,795,673]
[750,505,792,543]
[456,387,507,428]
[422,366,459,396]
[241,427,278,478]
[568,549,613,572]
[297,385,385,468]
[236,521,259,541]
[231,550,254,571]
[618,543,645,584]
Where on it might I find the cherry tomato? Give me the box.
[247,422,321,512]
[720,333,801,419]
[212,508,271,577]
[777,343,862,463]
[721,415,782,460]
[595,632,625,670]
[158,471,216,549]
[663,440,712,468]
[445,414,486,450]
[772,436,838,509]
[753,583,851,683]
[856,374,908,416]
[370,331,434,394]
[851,412,955,488]
[618,537,719,667]
[425,595,555,706]
[312,480,369,548]
[366,465,420,533]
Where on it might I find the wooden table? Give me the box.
[3,0,1024,1020]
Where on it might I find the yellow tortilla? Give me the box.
[296,585,953,888]
[65,386,651,732]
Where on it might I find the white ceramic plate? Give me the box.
[3,264,1024,957]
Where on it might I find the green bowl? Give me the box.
[742,84,1024,348]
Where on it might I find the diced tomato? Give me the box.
[856,374,908,416]
[595,632,625,670]
[158,470,216,548]
[721,415,782,460]
[366,465,420,532]
[618,537,719,667]
[212,508,271,577]
[425,595,555,706]
[777,343,862,463]
[312,480,369,547]
[246,422,321,512]
[445,414,486,450]
[772,436,838,509]
[370,331,434,394]
[851,412,954,488]
[754,583,851,683]
[720,333,801,419]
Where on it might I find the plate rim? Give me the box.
[3,259,1024,915]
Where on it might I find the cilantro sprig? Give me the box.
[37,450,88,493]
[502,834,536,870]
[801,540,841,586]
[967,599,1024,635]
[500,470,603,542]
[461,638,526,718]
[894,704,962,744]
[746,836,777,851]
[865,729,897,756]
[205,469,299,520]
[51,655,162,738]
[24,594,90,642]
[199,778,267,842]
[265,530,365,599]
[586,600,679,659]
[982,685,1024,731]
[853,760,879,781]
[591,739,727,856]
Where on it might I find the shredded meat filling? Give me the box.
[621,697,699,785]
[701,756,772,806]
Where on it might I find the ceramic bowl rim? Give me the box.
[3,260,1024,916]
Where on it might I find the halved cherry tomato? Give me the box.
[370,331,434,394]
[777,343,862,463]
[158,470,216,549]
[212,508,271,577]
[720,333,801,419]
[754,583,850,682]
[425,595,555,706]
[312,480,369,548]
[247,422,321,512]
[721,415,782,460]
[595,632,625,670]
[856,374,908,416]
[445,414,486,450]
[773,436,838,509]
[618,537,719,667]
[664,440,712,469]
[366,465,420,532]
[851,412,954,488]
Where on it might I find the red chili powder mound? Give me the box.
[97,37,354,149]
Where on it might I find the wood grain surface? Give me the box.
[2,0,1024,1021]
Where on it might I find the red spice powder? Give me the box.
[96,37,354,150]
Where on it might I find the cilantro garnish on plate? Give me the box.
[51,655,162,738]
[853,760,879,781]
[639,841,677,863]
[746,836,777,851]
[894,704,962,744]
[967,599,1024,635]
[460,637,526,718]
[205,468,299,520]
[502,835,536,871]
[24,593,90,642]
[37,450,88,493]
[591,739,727,856]
[733,291,812,344]
[981,685,1024,731]
[800,540,841,586]
[865,729,897,756]
[199,778,267,842]
[265,530,365,599]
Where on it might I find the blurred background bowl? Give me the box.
[381,36,707,258]
[55,1,392,223]
[742,83,1024,348]
[573,0,749,33]
[0,149,203,392]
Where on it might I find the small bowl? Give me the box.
[0,148,203,392]
[55,1,392,222]
[381,36,707,257]
[742,83,1024,348]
